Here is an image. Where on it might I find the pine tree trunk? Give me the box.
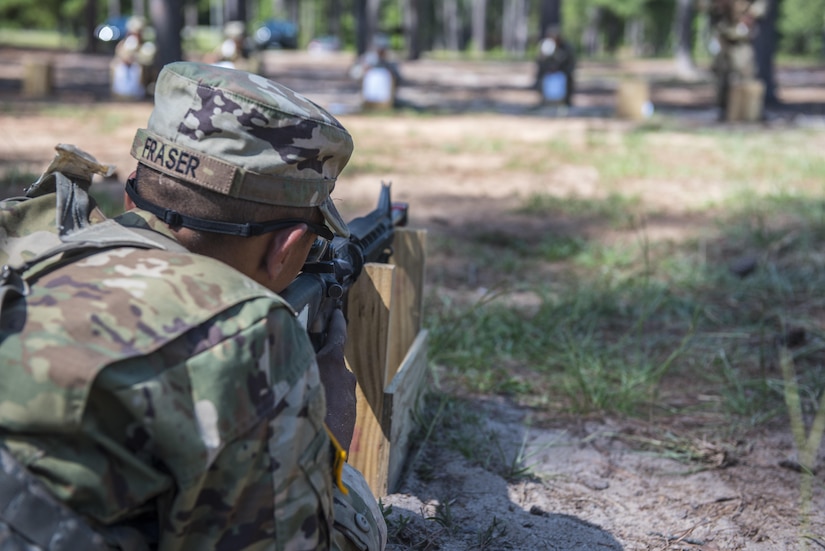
[285,0,299,23]
[753,0,780,106]
[404,0,422,60]
[84,0,99,53]
[539,0,560,37]
[108,0,121,18]
[443,0,459,51]
[328,0,342,37]
[471,0,486,53]
[150,0,183,70]
[225,0,246,23]
[355,0,379,54]
[673,0,697,78]
[583,6,601,56]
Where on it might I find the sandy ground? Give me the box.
[1,47,825,550]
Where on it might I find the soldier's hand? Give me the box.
[315,307,357,452]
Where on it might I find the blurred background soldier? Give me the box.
[110,15,156,100]
[210,20,259,73]
[534,26,576,107]
[707,0,767,120]
[349,34,402,109]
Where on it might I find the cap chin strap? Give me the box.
[125,178,333,240]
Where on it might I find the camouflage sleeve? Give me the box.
[154,304,336,550]
[0,240,343,550]
[76,296,336,550]
[332,465,387,551]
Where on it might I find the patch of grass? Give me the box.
[427,185,825,427]
[470,516,508,551]
[0,29,81,50]
[519,192,641,229]
[405,393,539,484]
[427,499,458,534]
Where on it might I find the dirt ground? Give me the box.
[1,46,825,550]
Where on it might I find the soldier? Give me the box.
[349,35,403,110]
[534,26,576,107]
[708,0,767,120]
[110,16,157,99]
[0,62,386,551]
[210,20,259,73]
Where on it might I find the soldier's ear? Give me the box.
[263,225,310,283]
[124,191,136,211]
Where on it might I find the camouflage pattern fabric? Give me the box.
[0,444,111,550]
[1,196,336,550]
[709,0,766,115]
[332,466,387,551]
[130,61,353,237]
[1,65,389,548]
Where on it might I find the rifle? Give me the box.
[281,183,408,350]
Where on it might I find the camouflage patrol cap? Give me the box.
[130,61,352,237]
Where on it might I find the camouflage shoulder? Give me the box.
[332,465,387,551]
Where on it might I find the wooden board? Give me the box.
[384,330,429,493]
[346,263,395,496]
[345,228,429,497]
[387,228,427,380]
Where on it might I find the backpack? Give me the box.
[0,145,179,551]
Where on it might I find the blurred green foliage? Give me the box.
[1,0,824,59]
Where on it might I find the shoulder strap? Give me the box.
[1,143,187,316]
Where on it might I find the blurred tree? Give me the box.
[539,0,561,37]
[225,0,245,23]
[354,0,379,54]
[471,0,486,52]
[673,0,696,76]
[150,0,183,70]
[755,0,781,105]
[0,0,60,29]
[779,0,825,55]
[327,0,343,37]
[404,0,422,59]
[442,0,460,50]
[502,0,528,54]
[285,0,298,23]
[84,0,99,52]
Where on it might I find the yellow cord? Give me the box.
[325,425,349,495]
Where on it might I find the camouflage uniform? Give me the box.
[535,29,576,106]
[709,0,767,118]
[0,63,386,551]
[111,16,156,99]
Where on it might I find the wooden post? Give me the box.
[615,78,652,121]
[345,228,428,496]
[727,78,764,122]
[22,56,53,98]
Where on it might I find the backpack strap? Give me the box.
[1,143,187,315]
